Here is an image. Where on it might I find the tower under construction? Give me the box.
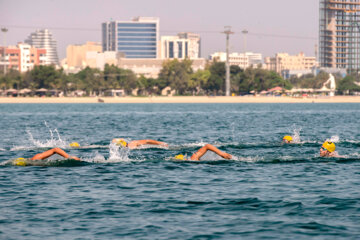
[319,0,360,73]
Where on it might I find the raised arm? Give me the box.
[31,148,80,161]
[128,139,168,149]
[190,144,232,161]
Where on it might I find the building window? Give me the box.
[169,42,174,58]
[178,42,183,58]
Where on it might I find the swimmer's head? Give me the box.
[112,138,128,147]
[283,135,293,143]
[321,141,336,153]
[69,142,80,148]
[174,154,185,160]
[14,158,26,166]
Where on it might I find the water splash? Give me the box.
[11,121,68,150]
[287,124,302,143]
[328,135,340,143]
[108,142,131,162]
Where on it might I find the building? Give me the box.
[66,42,102,69]
[161,33,201,59]
[264,52,316,78]
[25,29,59,65]
[84,50,206,78]
[319,0,360,71]
[2,43,46,72]
[102,17,159,59]
[210,52,262,69]
[85,51,123,71]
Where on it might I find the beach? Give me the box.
[1,95,360,103]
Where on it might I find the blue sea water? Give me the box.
[0,103,359,239]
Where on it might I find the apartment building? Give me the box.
[319,0,360,71]
[3,43,46,72]
[66,42,102,68]
[264,52,316,77]
[209,52,262,69]
[25,29,59,65]
[161,33,201,59]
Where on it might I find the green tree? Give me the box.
[103,64,137,94]
[0,69,22,89]
[337,75,360,95]
[29,65,62,89]
[188,69,211,94]
[158,59,193,94]
[204,61,225,95]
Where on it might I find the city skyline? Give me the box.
[1,0,318,60]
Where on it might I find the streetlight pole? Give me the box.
[223,26,234,96]
[242,29,248,53]
[1,28,8,75]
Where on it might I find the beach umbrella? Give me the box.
[6,88,17,92]
[36,88,48,92]
[19,88,32,94]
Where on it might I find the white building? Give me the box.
[161,33,201,59]
[25,29,59,65]
[209,52,262,69]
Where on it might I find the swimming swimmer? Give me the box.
[112,138,168,149]
[283,135,293,143]
[320,141,339,157]
[30,148,80,160]
[175,144,232,161]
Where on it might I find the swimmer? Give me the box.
[112,138,168,149]
[175,144,232,161]
[320,141,339,157]
[30,148,80,161]
[283,135,293,143]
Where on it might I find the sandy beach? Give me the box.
[1,96,360,103]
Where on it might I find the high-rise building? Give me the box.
[25,29,59,65]
[102,17,159,59]
[319,0,360,71]
[161,33,201,59]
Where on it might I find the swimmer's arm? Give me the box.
[190,144,232,161]
[129,139,168,148]
[31,148,80,161]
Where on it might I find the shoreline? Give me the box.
[1,96,360,103]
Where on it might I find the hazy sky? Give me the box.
[0,0,319,60]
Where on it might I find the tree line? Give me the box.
[1,59,360,96]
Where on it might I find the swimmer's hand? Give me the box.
[70,156,80,161]
[223,153,232,160]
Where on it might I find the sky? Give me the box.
[0,0,319,61]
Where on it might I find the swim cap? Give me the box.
[14,158,26,166]
[69,142,80,148]
[175,154,185,160]
[283,136,293,142]
[322,141,336,152]
[113,138,127,147]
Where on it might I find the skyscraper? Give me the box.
[102,17,159,59]
[319,0,360,72]
[25,29,59,65]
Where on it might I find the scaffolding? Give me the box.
[319,0,360,73]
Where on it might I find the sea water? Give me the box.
[0,103,359,239]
